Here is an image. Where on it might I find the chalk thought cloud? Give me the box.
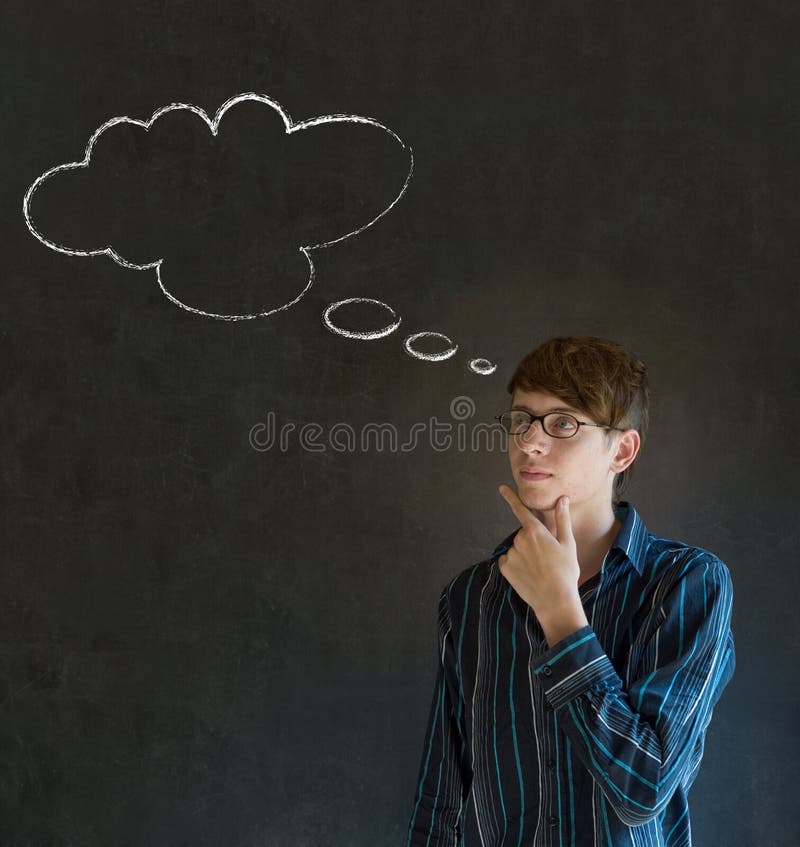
[23,93,414,320]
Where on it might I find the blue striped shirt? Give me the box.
[407,501,735,846]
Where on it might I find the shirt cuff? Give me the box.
[531,625,622,711]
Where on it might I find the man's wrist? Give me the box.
[537,597,589,647]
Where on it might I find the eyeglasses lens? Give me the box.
[499,412,579,438]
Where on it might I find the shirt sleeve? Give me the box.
[530,551,735,827]
[407,585,473,847]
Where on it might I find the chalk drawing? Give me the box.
[24,92,497,375]
[322,297,401,340]
[403,331,457,362]
[468,358,497,375]
[23,93,413,321]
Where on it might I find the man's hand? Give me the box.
[497,485,589,646]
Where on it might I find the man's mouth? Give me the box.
[520,469,552,481]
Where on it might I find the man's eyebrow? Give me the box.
[510,403,581,415]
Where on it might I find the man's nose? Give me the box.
[516,420,549,450]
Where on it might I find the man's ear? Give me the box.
[610,429,640,474]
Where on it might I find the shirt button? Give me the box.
[549,815,559,827]
[545,702,553,712]
[547,759,556,770]
[541,665,552,676]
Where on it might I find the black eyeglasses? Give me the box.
[494,410,627,439]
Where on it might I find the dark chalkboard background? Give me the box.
[2,2,797,845]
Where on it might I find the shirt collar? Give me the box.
[491,500,649,576]
[608,500,649,575]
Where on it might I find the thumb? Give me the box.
[555,496,574,545]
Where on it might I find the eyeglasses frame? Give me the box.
[494,409,629,440]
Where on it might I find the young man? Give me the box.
[406,336,735,847]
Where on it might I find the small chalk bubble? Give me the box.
[322,297,401,340]
[468,357,497,375]
[403,331,458,362]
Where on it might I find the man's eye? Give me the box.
[552,415,577,430]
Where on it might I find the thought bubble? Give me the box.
[24,93,496,374]
[24,92,413,319]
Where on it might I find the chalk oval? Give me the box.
[468,357,497,375]
[403,331,458,362]
[322,296,401,340]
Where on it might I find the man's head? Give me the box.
[504,336,649,511]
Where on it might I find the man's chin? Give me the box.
[516,487,560,514]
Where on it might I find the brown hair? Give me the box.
[506,336,649,503]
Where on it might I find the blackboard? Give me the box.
[2,2,797,844]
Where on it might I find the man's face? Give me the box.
[507,387,625,519]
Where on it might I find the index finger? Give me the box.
[498,484,539,528]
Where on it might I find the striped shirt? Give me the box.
[406,501,735,847]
